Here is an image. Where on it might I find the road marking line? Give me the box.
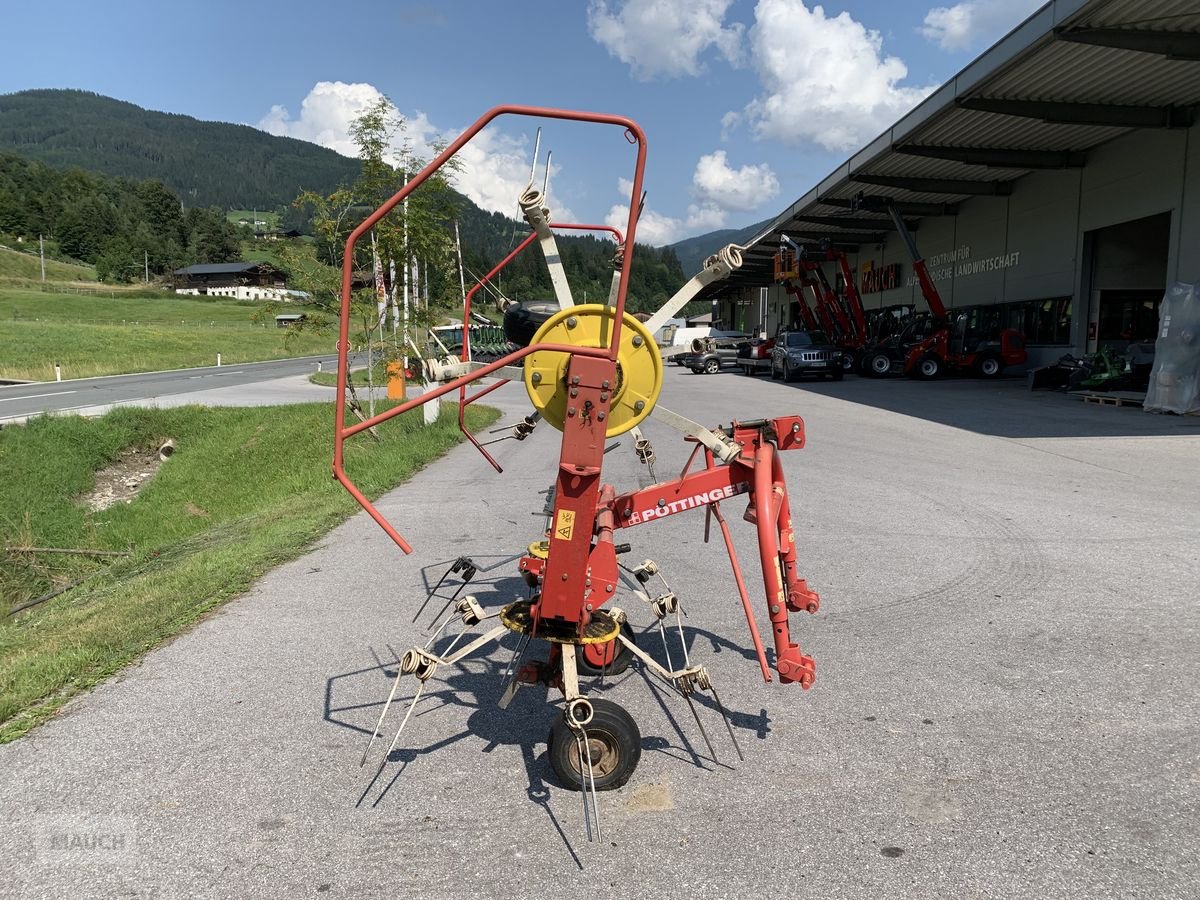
[0,390,78,403]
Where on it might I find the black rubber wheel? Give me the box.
[770,360,781,380]
[548,698,641,791]
[974,354,1002,379]
[576,623,636,677]
[914,354,942,380]
[867,352,892,378]
[784,360,797,383]
[703,358,720,374]
[831,366,845,382]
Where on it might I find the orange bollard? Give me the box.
[386,361,406,400]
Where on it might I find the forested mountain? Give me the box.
[0,153,242,280]
[668,216,772,276]
[0,90,360,209]
[0,88,685,298]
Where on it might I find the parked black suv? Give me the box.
[770,331,846,382]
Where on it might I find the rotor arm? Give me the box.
[642,244,744,337]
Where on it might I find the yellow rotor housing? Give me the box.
[523,304,662,437]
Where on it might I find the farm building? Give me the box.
[173,262,292,301]
[698,0,1200,371]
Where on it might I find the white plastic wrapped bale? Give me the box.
[1144,282,1200,415]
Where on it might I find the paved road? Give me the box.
[1,369,1197,899]
[0,355,338,423]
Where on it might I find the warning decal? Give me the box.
[555,509,576,541]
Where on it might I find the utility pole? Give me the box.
[144,250,149,284]
[39,234,46,283]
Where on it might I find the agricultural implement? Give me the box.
[332,106,821,839]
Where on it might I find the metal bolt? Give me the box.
[622,508,631,517]
[585,603,593,611]
[570,388,578,397]
[657,499,666,508]
[531,372,542,384]
[792,423,800,433]
[634,400,645,412]
[566,316,578,328]
[572,375,580,385]
[606,585,614,593]
[597,412,606,421]
[568,407,576,417]
[770,604,780,614]
[562,573,569,581]
[600,392,608,401]
[602,380,610,389]
[632,335,644,347]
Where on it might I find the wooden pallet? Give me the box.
[1078,391,1144,408]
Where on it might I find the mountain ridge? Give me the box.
[0,89,361,209]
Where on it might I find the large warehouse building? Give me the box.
[705,0,1200,369]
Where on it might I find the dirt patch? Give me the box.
[80,448,166,512]
[623,782,674,812]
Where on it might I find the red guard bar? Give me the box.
[333,106,648,555]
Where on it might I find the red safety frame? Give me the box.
[333,106,647,554]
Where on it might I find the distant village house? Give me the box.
[173,262,299,302]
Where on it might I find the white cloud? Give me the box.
[587,0,744,80]
[606,152,778,244]
[737,0,936,153]
[259,82,573,219]
[920,0,1043,52]
[259,81,386,157]
[692,150,778,213]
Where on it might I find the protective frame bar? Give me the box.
[332,106,648,554]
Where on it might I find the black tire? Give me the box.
[770,359,781,380]
[548,698,641,791]
[831,366,845,382]
[703,358,720,375]
[867,351,892,378]
[974,354,1002,379]
[575,623,636,677]
[914,354,942,380]
[783,360,797,383]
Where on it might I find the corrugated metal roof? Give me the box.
[698,0,1200,296]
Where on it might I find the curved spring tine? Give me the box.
[378,680,427,772]
[710,683,744,762]
[682,689,717,764]
[360,667,407,767]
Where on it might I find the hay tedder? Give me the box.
[332,106,821,839]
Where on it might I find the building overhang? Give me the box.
[697,0,1200,304]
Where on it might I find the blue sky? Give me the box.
[1,0,1043,244]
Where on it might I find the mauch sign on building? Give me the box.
[860,261,902,294]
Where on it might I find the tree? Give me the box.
[280,97,464,406]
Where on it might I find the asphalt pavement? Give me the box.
[1,368,1196,899]
[0,355,338,423]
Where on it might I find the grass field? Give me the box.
[0,245,98,283]
[0,400,500,741]
[0,288,334,380]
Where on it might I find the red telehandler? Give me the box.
[857,198,1028,379]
